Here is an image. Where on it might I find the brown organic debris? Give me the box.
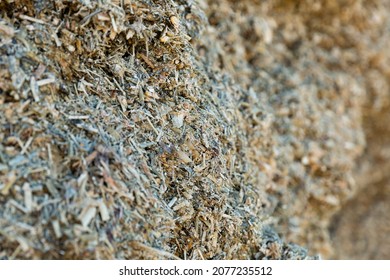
[1,0,389,260]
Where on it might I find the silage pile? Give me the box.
[0,0,389,259]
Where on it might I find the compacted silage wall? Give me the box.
[0,0,389,259]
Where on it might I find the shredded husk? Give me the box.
[1,0,390,259]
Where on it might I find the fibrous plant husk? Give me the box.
[0,0,389,259]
